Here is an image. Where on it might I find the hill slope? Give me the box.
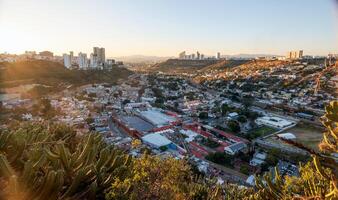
[199,59,250,72]
[149,59,220,73]
[0,60,132,88]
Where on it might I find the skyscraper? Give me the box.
[191,53,195,60]
[93,47,105,64]
[78,52,88,69]
[286,50,304,60]
[90,53,98,68]
[63,54,71,68]
[216,52,221,59]
[179,51,186,59]
[196,51,200,60]
[69,51,74,63]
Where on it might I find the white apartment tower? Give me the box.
[78,52,88,69]
[63,54,71,68]
[90,53,98,68]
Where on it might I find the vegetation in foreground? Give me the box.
[0,101,337,199]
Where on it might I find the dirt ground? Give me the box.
[282,122,324,150]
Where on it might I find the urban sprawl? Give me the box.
[1,48,337,187]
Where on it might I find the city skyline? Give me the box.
[1,0,338,57]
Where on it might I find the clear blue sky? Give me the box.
[0,0,337,56]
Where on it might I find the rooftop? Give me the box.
[141,133,172,147]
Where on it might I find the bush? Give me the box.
[198,112,208,119]
[205,152,233,167]
[227,120,241,133]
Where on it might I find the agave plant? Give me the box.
[0,123,132,200]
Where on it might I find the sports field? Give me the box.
[281,123,324,151]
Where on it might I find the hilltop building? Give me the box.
[286,50,303,60]
[179,51,186,59]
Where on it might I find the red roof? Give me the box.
[150,125,173,132]
[212,128,249,143]
[183,123,213,138]
[190,149,203,158]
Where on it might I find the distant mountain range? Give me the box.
[223,54,281,59]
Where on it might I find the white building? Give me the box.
[250,152,267,166]
[277,132,296,140]
[141,133,172,149]
[224,142,247,155]
[139,109,176,127]
[90,53,98,68]
[179,51,186,59]
[77,52,88,69]
[255,116,294,129]
[63,54,71,68]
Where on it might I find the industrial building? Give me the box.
[255,116,295,129]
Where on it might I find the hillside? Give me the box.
[0,60,132,88]
[199,59,250,72]
[149,59,220,73]
[193,59,291,82]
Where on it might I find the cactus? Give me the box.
[0,123,133,200]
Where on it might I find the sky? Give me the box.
[0,0,337,57]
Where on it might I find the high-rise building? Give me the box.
[179,51,186,59]
[69,51,74,63]
[196,51,200,60]
[216,52,221,59]
[63,54,71,68]
[78,52,88,69]
[201,54,204,60]
[90,53,98,68]
[191,54,196,60]
[93,47,105,64]
[298,50,303,58]
[286,50,303,60]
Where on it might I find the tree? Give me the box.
[221,104,230,116]
[198,112,208,119]
[85,117,94,125]
[131,139,142,149]
[240,165,250,175]
[106,154,196,200]
[227,120,241,133]
[237,115,247,123]
[205,152,233,167]
[122,99,130,105]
